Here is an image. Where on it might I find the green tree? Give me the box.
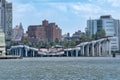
[85,30,91,41]
[10,41,18,46]
[80,33,86,42]
[61,41,67,48]
[46,42,51,50]
[92,34,96,40]
[92,29,106,40]
[101,29,106,38]
[38,40,44,47]
[55,38,59,44]
[50,42,55,47]
[23,37,29,45]
[69,40,76,47]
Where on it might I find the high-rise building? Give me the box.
[87,15,118,37]
[28,20,62,43]
[12,23,24,42]
[0,0,12,46]
[87,15,120,51]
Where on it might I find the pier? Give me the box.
[8,37,113,57]
[0,55,22,59]
[64,37,111,57]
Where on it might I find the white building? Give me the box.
[0,0,12,46]
[87,15,120,51]
[0,27,6,55]
[109,37,119,51]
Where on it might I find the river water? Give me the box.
[0,57,120,80]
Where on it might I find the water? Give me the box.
[0,57,120,80]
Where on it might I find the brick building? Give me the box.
[28,20,62,43]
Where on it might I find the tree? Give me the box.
[69,40,76,47]
[46,42,51,50]
[92,34,96,40]
[61,41,68,48]
[89,29,106,40]
[80,33,86,42]
[85,30,91,41]
[101,29,106,38]
[55,38,59,44]
[38,40,44,47]
[23,37,29,45]
[10,41,18,46]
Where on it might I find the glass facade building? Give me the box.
[87,15,120,51]
[0,0,12,46]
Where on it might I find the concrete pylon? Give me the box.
[25,49,28,57]
[92,43,95,56]
[82,45,84,56]
[98,42,101,56]
[76,49,79,57]
[108,39,111,56]
[97,43,100,56]
[87,45,89,56]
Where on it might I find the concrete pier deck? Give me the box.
[0,55,22,59]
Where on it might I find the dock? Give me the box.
[0,55,22,59]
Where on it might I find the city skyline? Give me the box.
[8,0,120,35]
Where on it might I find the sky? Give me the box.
[8,0,120,35]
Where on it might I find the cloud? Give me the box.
[71,3,101,14]
[46,3,69,12]
[14,3,36,15]
[12,2,38,29]
[106,0,120,7]
[95,0,120,7]
[9,0,120,34]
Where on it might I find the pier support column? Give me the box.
[33,51,35,57]
[98,42,101,56]
[96,44,99,56]
[76,49,78,57]
[102,41,106,56]
[92,43,95,56]
[103,42,106,56]
[15,49,17,55]
[70,50,72,57]
[19,48,22,56]
[25,49,28,57]
[105,41,108,56]
[87,45,89,56]
[108,40,111,56]
[13,49,15,55]
[15,48,18,55]
[101,43,104,56]
[66,50,69,57]
[82,45,84,56]
[17,48,19,56]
